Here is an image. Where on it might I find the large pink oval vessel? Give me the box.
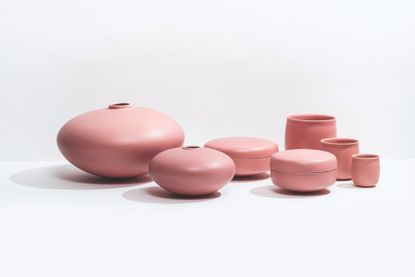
[57,103,185,178]
[149,146,235,196]
[285,114,337,150]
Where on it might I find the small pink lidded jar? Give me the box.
[205,137,279,176]
[271,149,337,192]
[149,146,235,196]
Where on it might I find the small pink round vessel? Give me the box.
[351,154,380,188]
[57,103,185,178]
[271,149,337,192]
[149,146,235,196]
[285,114,337,150]
[321,138,360,180]
[204,137,278,176]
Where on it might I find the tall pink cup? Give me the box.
[321,138,359,180]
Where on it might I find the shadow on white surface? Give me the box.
[336,181,361,189]
[250,185,330,198]
[232,173,270,183]
[122,187,221,204]
[10,165,152,190]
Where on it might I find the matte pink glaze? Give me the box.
[351,154,380,187]
[271,170,337,192]
[285,114,337,150]
[57,103,185,178]
[149,146,235,196]
[321,138,360,180]
[270,149,337,192]
[204,137,278,176]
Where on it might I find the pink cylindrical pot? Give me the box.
[320,138,360,180]
[57,103,185,178]
[285,114,337,150]
[149,146,235,196]
[205,137,278,176]
[351,154,380,188]
[271,149,337,192]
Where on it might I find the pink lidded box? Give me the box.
[205,137,279,176]
[271,149,337,192]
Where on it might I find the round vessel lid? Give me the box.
[271,149,337,173]
[205,137,278,159]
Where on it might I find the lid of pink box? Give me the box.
[204,137,279,159]
[271,149,337,173]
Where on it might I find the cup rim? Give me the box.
[321,137,359,146]
[287,114,336,123]
[352,153,379,160]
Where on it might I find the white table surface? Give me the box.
[0,159,413,277]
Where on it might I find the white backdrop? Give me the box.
[1,0,414,160]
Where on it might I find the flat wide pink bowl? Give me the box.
[149,146,235,196]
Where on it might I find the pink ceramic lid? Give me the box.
[271,149,337,173]
[204,137,278,159]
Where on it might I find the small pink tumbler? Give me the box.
[351,154,380,188]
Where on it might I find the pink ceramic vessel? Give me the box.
[57,103,185,178]
[204,137,278,176]
[285,114,337,150]
[321,138,360,180]
[351,154,380,188]
[149,146,235,196]
[271,149,337,192]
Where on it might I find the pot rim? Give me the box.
[287,114,336,123]
[321,137,359,146]
[109,102,131,109]
[352,153,379,160]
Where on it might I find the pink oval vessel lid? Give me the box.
[271,149,337,173]
[205,137,278,159]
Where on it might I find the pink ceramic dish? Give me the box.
[321,138,359,180]
[204,137,278,176]
[271,149,337,192]
[57,103,185,178]
[149,146,235,196]
[285,114,337,150]
[351,154,380,188]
